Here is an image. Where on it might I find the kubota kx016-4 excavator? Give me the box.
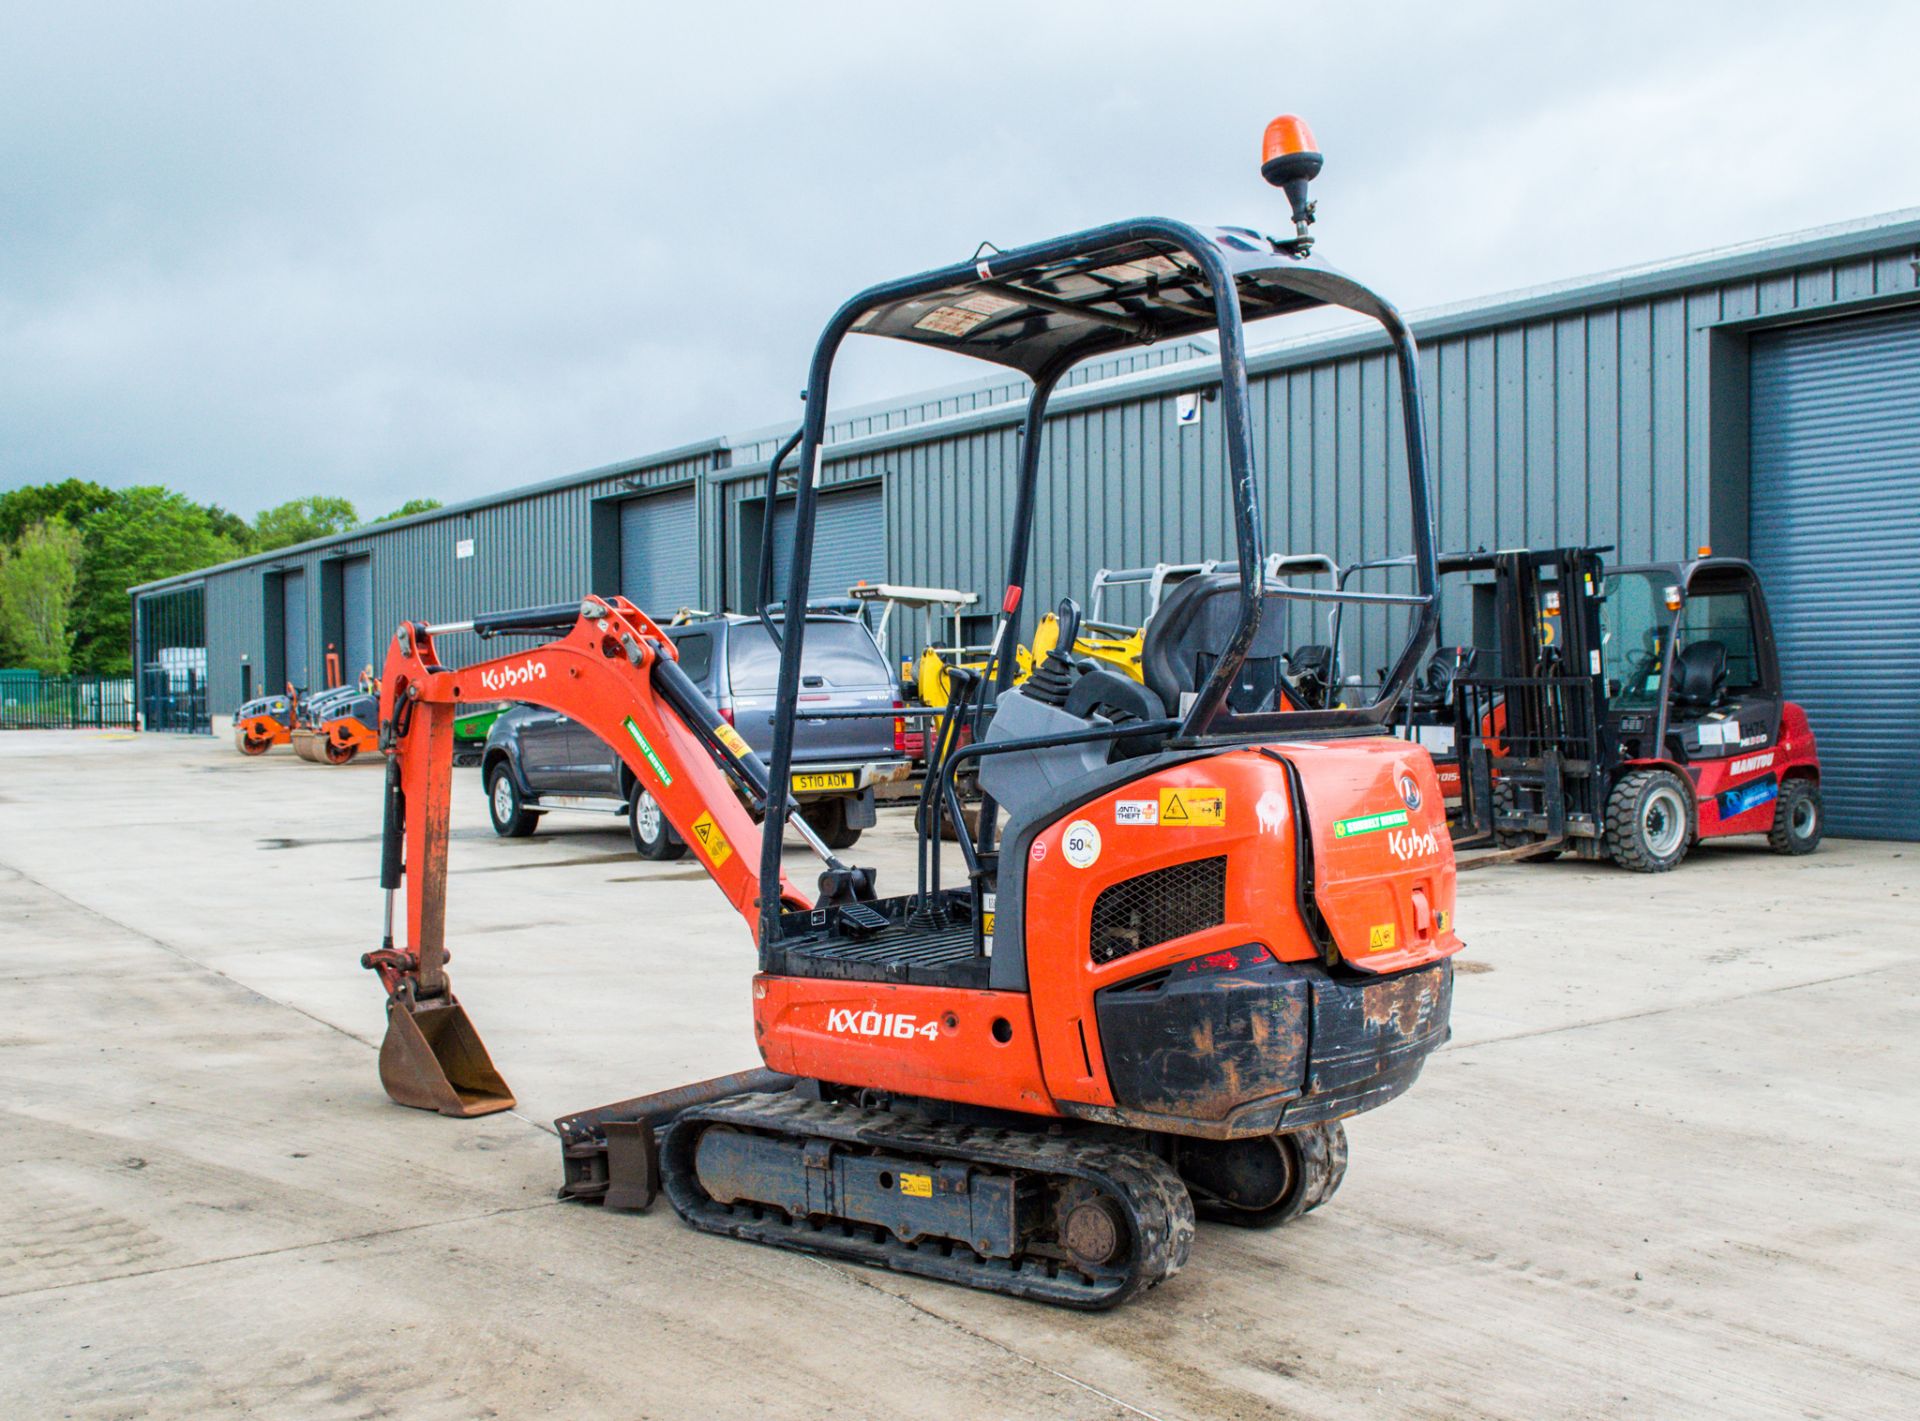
[361,117,1461,1308]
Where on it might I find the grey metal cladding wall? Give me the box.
[166,226,1920,724]
[189,446,719,713]
[824,246,1919,690]
[729,341,1215,465]
[1749,307,1920,839]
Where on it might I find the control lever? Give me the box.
[1027,597,1082,708]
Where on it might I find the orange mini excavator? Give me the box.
[361,117,1461,1308]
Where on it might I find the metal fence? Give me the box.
[139,665,209,733]
[135,583,212,734]
[0,672,138,730]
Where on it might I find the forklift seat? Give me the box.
[1670,640,1729,712]
[1141,573,1294,715]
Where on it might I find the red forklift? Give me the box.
[1367,546,1825,871]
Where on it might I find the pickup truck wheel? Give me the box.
[488,764,540,838]
[629,789,687,861]
[809,796,863,851]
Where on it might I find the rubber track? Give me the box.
[660,1093,1196,1309]
[1189,1120,1349,1227]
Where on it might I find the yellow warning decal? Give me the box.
[1159,787,1226,827]
[1435,909,1450,933]
[690,812,733,867]
[981,911,996,938]
[899,1172,933,1198]
[713,721,751,759]
[1368,923,1397,953]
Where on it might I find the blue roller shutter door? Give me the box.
[281,571,309,691]
[341,557,372,679]
[1749,308,1920,840]
[620,488,701,618]
[770,483,885,611]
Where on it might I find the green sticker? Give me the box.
[622,717,672,787]
[1333,808,1409,839]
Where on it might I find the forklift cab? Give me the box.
[1600,557,1784,768]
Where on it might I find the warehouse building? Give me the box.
[132,210,1920,839]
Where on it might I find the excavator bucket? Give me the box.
[377,994,515,1117]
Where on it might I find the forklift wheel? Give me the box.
[629,789,688,861]
[487,765,540,838]
[1768,778,1823,856]
[1604,768,1692,873]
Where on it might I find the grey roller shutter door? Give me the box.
[770,484,885,609]
[341,557,372,678]
[620,488,700,618]
[1749,308,1920,840]
[281,571,308,690]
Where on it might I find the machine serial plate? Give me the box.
[792,772,856,792]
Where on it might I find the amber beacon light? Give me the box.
[1261,114,1323,237]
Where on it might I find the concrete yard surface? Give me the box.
[1,729,1915,1420]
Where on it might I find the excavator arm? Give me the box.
[361,595,813,1117]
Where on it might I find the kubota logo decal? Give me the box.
[826,1007,939,1041]
[479,658,547,693]
[1387,826,1442,862]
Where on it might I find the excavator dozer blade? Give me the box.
[378,995,515,1117]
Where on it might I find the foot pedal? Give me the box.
[836,900,889,936]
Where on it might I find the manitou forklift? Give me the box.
[1354,546,1824,871]
[359,116,1460,1308]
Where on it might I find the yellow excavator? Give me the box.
[1031,554,1338,682]
[847,581,1036,710]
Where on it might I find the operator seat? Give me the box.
[1669,640,1729,713]
[1141,573,1295,717]
[1409,646,1478,715]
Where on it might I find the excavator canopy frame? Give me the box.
[760,218,1442,947]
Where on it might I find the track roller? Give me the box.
[659,1092,1194,1309]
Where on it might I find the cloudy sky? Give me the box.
[4,2,1917,517]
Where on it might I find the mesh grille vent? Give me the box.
[1089,856,1227,964]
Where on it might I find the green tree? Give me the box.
[252,495,360,552]
[0,478,115,545]
[73,487,242,674]
[0,517,85,673]
[374,497,443,523]
[203,503,257,554]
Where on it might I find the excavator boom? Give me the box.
[362,595,810,1115]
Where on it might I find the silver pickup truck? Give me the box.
[480,610,910,857]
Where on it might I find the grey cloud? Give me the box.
[3,1,1916,515]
